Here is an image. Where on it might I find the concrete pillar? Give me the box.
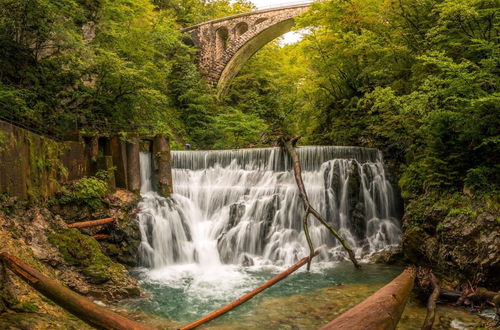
[101,137,112,156]
[89,136,99,160]
[88,136,99,174]
[110,136,128,189]
[126,137,141,194]
[152,135,173,197]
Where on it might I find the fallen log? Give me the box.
[0,252,152,330]
[439,289,462,302]
[468,287,500,304]
[68,217,115,229]
[280,136,359,269]
[422,271,440,330]
[92,234,110,240]
[179,248,321,330]
[319,267,415,330]
[433,287,496,304]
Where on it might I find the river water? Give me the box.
[124,147,487,328]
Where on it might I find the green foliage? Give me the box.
[1,0,498,200]
[464,167,497,194]
[212,109,268,149]
[58,176,109,210]
[95,167,115,181]
[260,0,500,199]
[0,194,14,215]
[448,207,476,217]
[152,0,254,26]
[0,0,250,144]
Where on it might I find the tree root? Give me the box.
[419,268,440,330]
[416,267,500,328]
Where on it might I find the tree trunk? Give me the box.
[153,134,173,197]
[126,137,141,194]
[280,136,360,269]
[180,248,321,330]
[0,253,152,330]
[319,268,415,330]
[68,217,115,229]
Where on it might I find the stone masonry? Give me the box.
[182,4,310,94]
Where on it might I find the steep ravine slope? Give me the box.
[0,190,142,328]
[402,194,499,290]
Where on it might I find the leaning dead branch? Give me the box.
[280,136,360,269]
[179,248,321,330]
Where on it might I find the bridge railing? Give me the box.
[256,0,316,10]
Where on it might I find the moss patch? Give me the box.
[48,229,127,284]
[57,176,109,211]
[11,301,40,313]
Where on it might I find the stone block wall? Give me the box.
[182,4,309,89]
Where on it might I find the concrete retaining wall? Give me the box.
[0,121,90,202]
[0,121,173,202]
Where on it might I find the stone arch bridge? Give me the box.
[181,3,311,95]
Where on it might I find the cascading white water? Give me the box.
[137,146,401,271]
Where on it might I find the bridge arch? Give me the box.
[233,22,249,38]
[215,27,229,59]
[182,4,310,96]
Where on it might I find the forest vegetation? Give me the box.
[1,0,497,199]
[0,0,498,292]
[0,0,499,328]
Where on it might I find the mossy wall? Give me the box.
[0,121,90,203]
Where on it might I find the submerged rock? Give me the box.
[368,246,403,264]
[228,203,246,230]
[240,254,254,267]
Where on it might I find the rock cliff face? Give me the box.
[0,189,142,328]
[402,194,499,289]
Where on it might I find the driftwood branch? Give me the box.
[280,136,360,269]
[422,270,440,330]
[0,253,152,330]
[319,267,415,330]
[180,248,321,330]
[416,268,500,325]
[68,217,115,229]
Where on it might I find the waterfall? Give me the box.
[137,147,401,270]
[140,152,154,194]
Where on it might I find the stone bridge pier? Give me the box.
[182,4,310,95]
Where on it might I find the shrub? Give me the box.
[59,176,109,210]
[464,167,496,194]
